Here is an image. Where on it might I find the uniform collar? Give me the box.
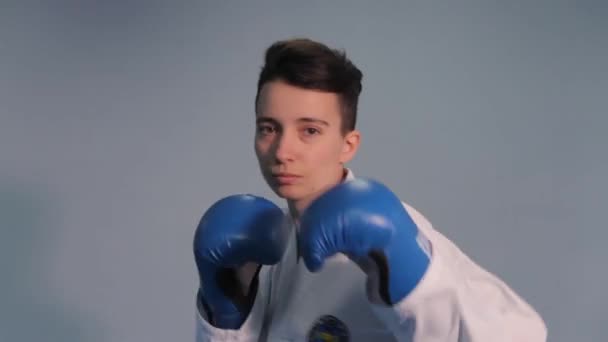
[344,168,355,182]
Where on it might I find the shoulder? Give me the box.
[401,201,433,230]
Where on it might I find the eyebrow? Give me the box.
[255,116,330,126]
[297,117,330,126]
[256,117,278,125]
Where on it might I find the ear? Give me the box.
[339,130,361,164]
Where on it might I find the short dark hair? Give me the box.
[255,38,363,134]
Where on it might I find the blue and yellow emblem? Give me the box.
[307,315,350,342]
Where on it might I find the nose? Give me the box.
[273,130,296,163]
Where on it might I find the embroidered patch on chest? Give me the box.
[307,315,350,342]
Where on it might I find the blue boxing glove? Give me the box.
[193,195,288,329]
[299,178,430,305]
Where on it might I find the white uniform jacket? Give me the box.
[195,170,547,341]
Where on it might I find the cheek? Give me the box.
[303,143,343,181]
[314,139,344,163]
[254,141,268,160]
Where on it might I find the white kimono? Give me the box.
[195,170,547,341]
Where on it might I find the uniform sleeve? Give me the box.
[195,266,271,342]
[370,204,547,342]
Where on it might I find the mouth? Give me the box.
[271,172,301,185]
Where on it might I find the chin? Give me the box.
[273,184,305,201]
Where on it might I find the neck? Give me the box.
[287,168,348,223]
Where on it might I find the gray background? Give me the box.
[1,1,606,341]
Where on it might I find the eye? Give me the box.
[303,127,320,136]
[257,125,276,135]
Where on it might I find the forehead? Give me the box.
[257,80,342,122]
